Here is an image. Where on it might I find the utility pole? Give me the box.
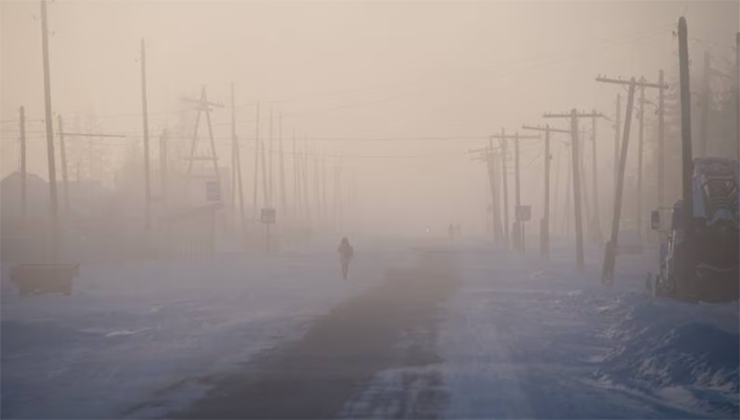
[563,151,572,236]
[590,112,601,241]
[544,110,603,270]
[160,129,168,206]
[736,33,739,163]
[183,87,223,200]
[571,111,585,270]
[658,70,665,212]
[231,89,237,218]
[677,16,695,296]
[313,145,321,223]
[57,115,70,212]
[279,112,287,217]
[293,131,300,219]
[269,108,274,206]
[579,127,591,242]
[522,124,570,258]
[614,94,621,198]
[470,142,504,243]
[260,107,269,207]
[40,0,59,261]
[231,83,246,238]
[515,133,521,251]
[321,145,328,226]
[488,139,503,242]
[489,130,539,250]
[19,106,27,222]
[596,75,668,239]
[501,133,510,248]
[303,137,311,225]
[140,39,152,234]
[699,50,710,157]
[253,103,260,219]
[638,81,645,237]
[601,79,637,284]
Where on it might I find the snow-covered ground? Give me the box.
[1,238,409,419]
[2,236,737,419]
[345,238,738,419]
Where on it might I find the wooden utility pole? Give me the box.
[253,103,260,219]
[57,115,70,212]
[677,16,695,295]
[522,124,570,257]
[596,75,668,237]
[140,39,152,234]
[159,129,168,206]
[637,82,645,237]
[500,133,510,248]
[488,140,503,242]
[601,79,637,284]
[313,145,321,222]
[658,70,665,211]
[614,94,621,197]
[303,137,311,224]
[231,90,237,217]
[736,33,739,163]
[40,0,59,261]
[515,133,522,251]
[19,106,27,221]
[590,112,601,241]
[470,142,504,243]
[544,110,602,270]
[231,83,246,237]
[563,151,572,236]
[278,112,287,217]
[321,145,329,223]
[489,130,538,250]
[571,111,585,270]
[293,131,300,218]
[699,50,711,158]
[260,108,269,207]
[183,87,222,194]
[269,108,274,206]
[579,127,591,242]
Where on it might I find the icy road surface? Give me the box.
[2,238,738,419]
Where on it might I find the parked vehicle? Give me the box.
[650,158,739,303]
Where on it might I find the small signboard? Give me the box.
[261,208,276,224]
[206,181,221,202]
[515,205,531,222]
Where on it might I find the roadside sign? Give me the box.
[206,181,221,202]
[516,205,531,222]
[261,208,276,224]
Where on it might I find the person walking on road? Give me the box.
[338,237,354,280]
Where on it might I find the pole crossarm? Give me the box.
[595,75,668,90]
[181,97,225,109]
[57,132,128,138]
[521,124,571,134]
[490,133,540,140]
[543,112,604,119]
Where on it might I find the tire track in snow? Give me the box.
[139,249,459,419]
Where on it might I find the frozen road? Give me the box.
[3,239,737,419]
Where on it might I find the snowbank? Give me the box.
[596,293,739,417]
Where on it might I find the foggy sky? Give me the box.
[1,1,737,235]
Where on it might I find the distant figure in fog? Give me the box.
[338,237,354,280]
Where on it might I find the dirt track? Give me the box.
[161,250,458,419]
